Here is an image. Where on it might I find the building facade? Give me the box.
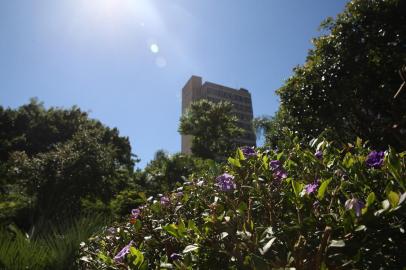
[181,75,256,154]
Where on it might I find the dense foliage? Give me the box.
[0,99,135,231]
[79,134,406,269]
[272,0,406,150]
[139,150,220,195]
[0,215,108,270]
[179,99,243,160]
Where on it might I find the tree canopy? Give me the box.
[178,99,243,160]
[0,99,135,229]
[273,0,406,150]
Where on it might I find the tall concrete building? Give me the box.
[181,75,256,154]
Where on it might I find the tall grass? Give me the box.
[0,214,109,270]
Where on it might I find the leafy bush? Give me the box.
[79,134,406,269]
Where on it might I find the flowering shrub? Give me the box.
[79,137,406,269]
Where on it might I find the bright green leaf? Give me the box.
[366,192,376,207]
[228,157,241,168]
[388,191,400,208]
[292,180,304,198]
[317,178,332,200]
[162,224,179,238]
[237,148,245,160]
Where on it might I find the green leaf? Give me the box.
[355,137,362,148]
[262,155,269,169]
[236,148,245,160]
[388,191,400,208]
[317,178,332,200]
[237,202,248,214]
[160,263,174,269]
[162,224,179,238]
[329,239,345,248]
[183,244,199,253]
[342,153,354,168]
[97,252,114,265]
[316,141,325,151]
[355,225,366,232]
[259,237,276,255]
[292,180,304,198]
[220,232,229,240]
[138,192,147,202]
[178,219,187,237]
[382,199,390,210]
[310,138,318,148]
[399,192,406,205]
[366,192,376,207]
[130,246,144,267]
[387,147,403,188]
[134,219,142,231]
[187,220,200,234]
[375,199,391,216]
[228,157,241,168]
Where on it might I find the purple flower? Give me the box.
[345,198,365,217]
[366,151,384,169]
[315,150,323,159]
[269,160,282,169]
[269,160,287,181]
[216,173,236,192]
[273,169,287,181]
[131,208,141,219]
[304,182,319,195]
[240,146,257,158]
[160,196,170,206]
[114,241,133,263]
[170,253,182,260]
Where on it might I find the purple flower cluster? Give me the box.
[216,173,236,192]
[304,182,319,195]
[160,196,170,206]
[240,146,257,158]
[269,160,287,181]
[114,241,133,262]
[345,198,365,217]
[315,150,323,160]
[131,208,141,219]
[366,151,384,169]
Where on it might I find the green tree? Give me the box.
[0,99,135,230]
[179,99,243,159]
[141,150,219,194]
[276,0,406,150]
[0,98,134,167]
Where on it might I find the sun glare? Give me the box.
[79,0,161,29]
[150,44,159,54]
[81,0,130,20]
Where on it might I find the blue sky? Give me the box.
[0,0,347,168]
